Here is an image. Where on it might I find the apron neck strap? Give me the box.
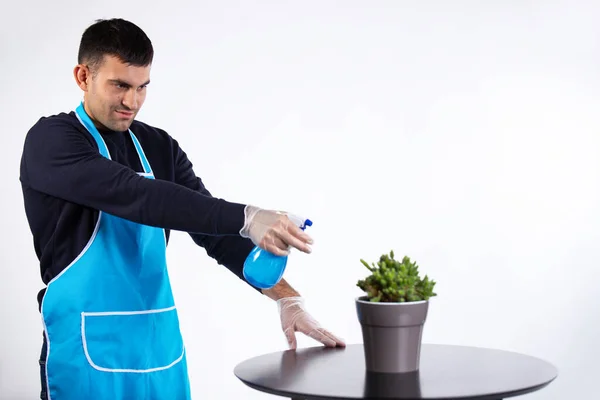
[75,101,153,175]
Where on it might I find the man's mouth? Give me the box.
[116,110,135,117]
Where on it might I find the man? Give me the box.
[19,18,345,400]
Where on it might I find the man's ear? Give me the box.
[73,64,91,91]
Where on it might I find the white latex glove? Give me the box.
[277,297,346,350]
[239,205,313,256]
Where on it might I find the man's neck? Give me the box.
[82,100,108,131]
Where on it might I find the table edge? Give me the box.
[235,375,558,400]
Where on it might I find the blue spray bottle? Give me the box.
[243,215,313,289]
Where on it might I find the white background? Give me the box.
[1,1,598,399]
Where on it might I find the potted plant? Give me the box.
[356,250,437,373]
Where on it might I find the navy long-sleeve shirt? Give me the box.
[19,111,258,309]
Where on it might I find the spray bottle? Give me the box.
[243,215,313,289]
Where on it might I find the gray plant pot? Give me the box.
[355,296,429,373]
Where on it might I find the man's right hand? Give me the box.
[239,205,313,256]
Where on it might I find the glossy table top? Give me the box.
[234,343,558,399]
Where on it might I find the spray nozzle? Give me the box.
[301,219,313,231]
[287,214,312,231]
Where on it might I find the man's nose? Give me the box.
[122,89,139,110]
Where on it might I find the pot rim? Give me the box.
[355,296,428,305]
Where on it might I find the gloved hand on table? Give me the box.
[277,297,346,349]
[239,205,313,256]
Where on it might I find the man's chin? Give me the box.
[108,120,134,132]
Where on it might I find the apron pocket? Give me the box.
[81,306,184,373]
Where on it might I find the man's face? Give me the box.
[82,55,151,132]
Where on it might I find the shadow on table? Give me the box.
[364,370,422,398]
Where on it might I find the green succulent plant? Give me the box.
[357,250,437,302]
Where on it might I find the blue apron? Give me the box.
[40,102,192,400]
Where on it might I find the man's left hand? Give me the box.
[277,296,346,349]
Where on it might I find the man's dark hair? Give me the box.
[78,18,154,73]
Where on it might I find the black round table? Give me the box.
[234,343,558,399]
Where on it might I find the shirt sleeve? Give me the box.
[170,137,261,292]
[20,117,247,236]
